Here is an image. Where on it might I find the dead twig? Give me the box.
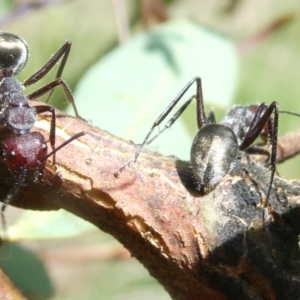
[1,102,300,299]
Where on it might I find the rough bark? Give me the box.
[0,103,300,300]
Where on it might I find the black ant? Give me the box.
[115,77,279,211]
[0,33,95,236]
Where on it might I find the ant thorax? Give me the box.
[0,77,36,135]
[221,105,257,146]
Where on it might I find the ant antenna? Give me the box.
[279,111,300,117]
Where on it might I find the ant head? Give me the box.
[191,124,238,192]
[2,132,47,174]
[0,33,28,76]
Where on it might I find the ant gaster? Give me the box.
[115,77,278,209]
[0,33,92,220]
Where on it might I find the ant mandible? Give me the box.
[115,77,278,210]
[0,33,92,223]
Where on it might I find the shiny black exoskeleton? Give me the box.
[0,33,88,218]
[115,77,278,208]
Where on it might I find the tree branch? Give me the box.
[1,102,300,299]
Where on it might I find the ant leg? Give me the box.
[23,41,72,104]
[1,168,27,242]
[146,95,195,144]
[147,104,215,146]
[239,103,271,149]
[240,102,279,208]
[244,146,270,161]
[27,79,80,118]
[246,104,270,145]
[279,111,300,117]
[137,77,205,147]
[115,77,206,177]
[34,105,56,164]
[41,131,101,163]
[114,94,194,177]
[265,114,278,204]
[248,103,268,129]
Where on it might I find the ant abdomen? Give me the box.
[2,102,36,135]
[3,132,47,173]
[191,124,238,192]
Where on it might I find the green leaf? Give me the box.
[0,0,11,16]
